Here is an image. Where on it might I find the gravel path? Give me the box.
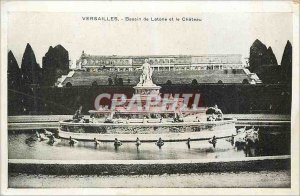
[9,170,290,188]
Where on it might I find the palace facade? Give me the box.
[56,52,261,87]
[76,51,246,72]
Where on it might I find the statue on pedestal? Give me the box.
[137,59,153,86]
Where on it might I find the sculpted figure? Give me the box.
[138,59,153,85]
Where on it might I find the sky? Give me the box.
[8,12,293,68]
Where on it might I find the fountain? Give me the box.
[57,59,237,144]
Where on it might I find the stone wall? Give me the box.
[8,156,290,175]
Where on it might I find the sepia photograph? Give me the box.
[1,0,299,195]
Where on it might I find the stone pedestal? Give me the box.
[134,76,162,96]
[133,85,161,96]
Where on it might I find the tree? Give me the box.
[249,39,268,73]
[248,39,281,84]
[281,40,292,85]
[266,47,278,66]
[21,43,42,85]
[8,51,22,90]
[20,44,43,114]
[8,51,23,115]
[42,44,70,86]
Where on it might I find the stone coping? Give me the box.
[8,155,290,175]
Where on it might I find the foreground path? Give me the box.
[9,170,290,188]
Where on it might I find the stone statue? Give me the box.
[137,59,153,86]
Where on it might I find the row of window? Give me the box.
[81,57,242,66]
[82,58,191,66]
[192,56,241,64]
[85,64,244,72]
[81,56,242,66]
[81,60,244,67]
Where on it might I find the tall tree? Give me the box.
[266,46,278,66]
[20,43,42,114]
[42,44,70,86]
[8,50,23,115]
[21,43,42,85]
[8,50,22,89]
[281,40,292,84]
[248,39,268,72]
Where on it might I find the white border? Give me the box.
[1,1,299,195]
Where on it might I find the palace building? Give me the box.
[76,51,245,71]
[56,51,261,87]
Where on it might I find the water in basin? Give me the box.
[8,126,290,160]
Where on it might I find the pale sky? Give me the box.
[8,12,292,68]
